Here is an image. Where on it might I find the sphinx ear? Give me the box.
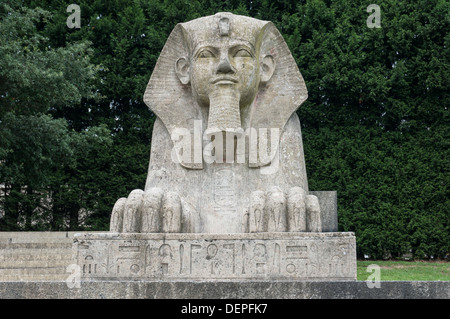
[175,57,190,85]
[260,55,275,83]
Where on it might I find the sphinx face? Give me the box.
[190,38,261,108]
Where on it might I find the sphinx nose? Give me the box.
[216,57,234,74]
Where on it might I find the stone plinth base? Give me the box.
[73,232,356,281]
[0,281,448,299]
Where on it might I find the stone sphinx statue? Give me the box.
[76,13,356,281]
[110,12,322,234]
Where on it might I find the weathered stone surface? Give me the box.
[310,191,338,232]
[0,232,78,282]
[73,232,356,280]
[0,280,448,299]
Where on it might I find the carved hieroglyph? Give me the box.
[74,232,357,280]
[110,12,321,234]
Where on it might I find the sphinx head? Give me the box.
[175,13,275,109]
[175,13,275,136]
[144,12,307,169]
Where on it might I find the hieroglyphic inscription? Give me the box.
[214,168,236,214]
[75,234,357,280]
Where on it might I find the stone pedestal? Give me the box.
[73,232,356,281]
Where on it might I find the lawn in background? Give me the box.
[357,260,450,281]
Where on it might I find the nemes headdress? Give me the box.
[144,12,308,169]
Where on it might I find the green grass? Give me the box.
[357,260,450,281]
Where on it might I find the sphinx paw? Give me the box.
[110,188,182,233]
[248,186,321,232]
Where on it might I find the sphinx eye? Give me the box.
[233,49,252,58]
[197,49,215,58]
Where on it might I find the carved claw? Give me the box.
[141,188,164,232]
[110,197,126,232]
[287,187,306,232]
[305,194,321,232]
[248,186,321,232]
[161,191,182,233]
[248,190,265,232]
[266,187,287,232]
[109,188,182,233]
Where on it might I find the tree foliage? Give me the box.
[0,1,111,230]
[0,0,448,258]
[0,1,99,117]
[290,0,449,259]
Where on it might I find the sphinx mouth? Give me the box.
[211,77,238,84]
